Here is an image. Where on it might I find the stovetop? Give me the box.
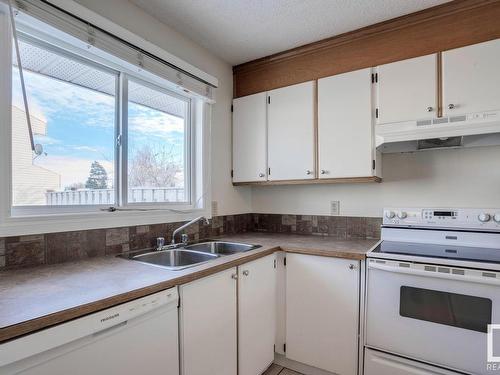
[369,208,500,269]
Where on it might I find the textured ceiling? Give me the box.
[129,0,450,65]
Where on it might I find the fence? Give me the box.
[45,187,185,205]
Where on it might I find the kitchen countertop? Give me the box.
[0,232,378,343]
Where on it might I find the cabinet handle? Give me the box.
[448,104,456,110]
[306,170,313,175]
[258,173,264,178]
[242,270,249,276]
[231,273,238,280]
[427,106,433,112]
[320,170,328,175]
[349,264,357,270]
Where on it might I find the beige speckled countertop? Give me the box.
[0,232,379,343]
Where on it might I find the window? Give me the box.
[126,79,190,204]
[400,286,492,333]
[6,13,207,219]
[12,37,117,207]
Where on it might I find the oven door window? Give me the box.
[400,286,492,333]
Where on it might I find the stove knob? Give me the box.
[397,211,407,219]
[385,211,395,219]
[494,213,500,223]
[478,213,491,223]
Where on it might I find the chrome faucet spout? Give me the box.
[171,216,210,245]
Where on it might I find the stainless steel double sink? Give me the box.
[119,241,261,271]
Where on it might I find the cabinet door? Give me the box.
[443,38,500,116]
[286,254,359,375]
[377,54,437,124]
[318,68,374,178]
[238,254,276,375]
[268,81,315,181]
[232,92,267,182]
[180,268,237,375]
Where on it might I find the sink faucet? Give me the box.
[171,216,210,245]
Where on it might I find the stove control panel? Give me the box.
[383,208,500,230]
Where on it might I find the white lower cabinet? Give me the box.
[238,254,277,375]
[285,254,360,375]
[179,268,238,375]
[180,257,276,375]
[364,349,461,375]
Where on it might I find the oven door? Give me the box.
[366,259,500,375]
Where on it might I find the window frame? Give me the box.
[11,32,121,214]
[120,74,194,209]
[0,4,211,235]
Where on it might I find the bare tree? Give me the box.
[129,144,181,187]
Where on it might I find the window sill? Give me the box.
[0,207,210,237]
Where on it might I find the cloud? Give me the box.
[12,67,186,164]
[34,135,60,145]
[73,145,100,153]
[128,104,185,138]
[12,69,116,129]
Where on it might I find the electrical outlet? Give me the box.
[330,200,340,216]
[211,201,218,216]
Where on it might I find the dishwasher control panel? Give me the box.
[93,287,178,332]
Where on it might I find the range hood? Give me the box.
[376,110,500,153]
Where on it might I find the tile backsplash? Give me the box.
[251,214,381,239]
[0,213,381,270]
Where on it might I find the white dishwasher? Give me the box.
[0,287,179,375]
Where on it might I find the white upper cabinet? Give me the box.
[286,254,360,375]
[377,54,437,124]
[443,39,500,116]
[232,92,267,182]
[238,255,276,375]
[318,68,375,178]
[268,81,315,181]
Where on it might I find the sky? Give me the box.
[12,67,185,190]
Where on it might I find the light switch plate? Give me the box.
[330,200,340,216]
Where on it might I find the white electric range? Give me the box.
[365,208,500,375]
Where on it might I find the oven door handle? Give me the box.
[368,262,500,287]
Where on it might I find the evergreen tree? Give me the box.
[85,161,108,189]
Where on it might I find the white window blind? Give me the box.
[10,0,217,102]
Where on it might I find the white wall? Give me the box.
[252,146,500,217]
[72,0,252,216]
[50,1,500,220]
